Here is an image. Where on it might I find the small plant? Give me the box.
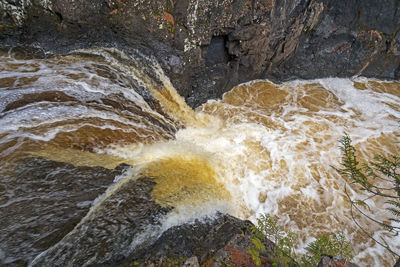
[301,232,354,266]
[250,215,354,266]
[336,133,400,256]
[251,214,298,266]
[247,236,266,266]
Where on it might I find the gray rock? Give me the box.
[1,0,399,108]
[124,213,255,265]
[317,256,359,267]
[183,256,199,267]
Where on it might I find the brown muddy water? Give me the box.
[0,48,399,266]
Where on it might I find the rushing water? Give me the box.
[0,48,399,266]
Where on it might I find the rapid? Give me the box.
[0,48,399,266]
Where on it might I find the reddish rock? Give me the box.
[317,256,359,267]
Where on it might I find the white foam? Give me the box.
[177,77,400,265]
[2,51,400,265]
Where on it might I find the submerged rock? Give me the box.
[1,0,399,107]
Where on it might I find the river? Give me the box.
[0,47,399,266]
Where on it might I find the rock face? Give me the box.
[1,0,399,107]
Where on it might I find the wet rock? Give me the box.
[183,256,199,267]
[1,0,399,107]
[0,157,129,266]
[317,256,359,267]
[117,213,275,266]
[129,214,253,262]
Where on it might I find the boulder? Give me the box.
[118,213,275,266]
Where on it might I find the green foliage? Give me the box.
[251,214,298,266]
[250,215,353,267]
[248,238,264,266]
[336,133,400,256]
[248,132,400,265]
[336,133,400,255]
[301,232,354,266]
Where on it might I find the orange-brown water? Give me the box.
[196,79,400,266]
[1,49,399,266]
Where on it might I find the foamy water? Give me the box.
[1,48,399,266]
[102,77,399,265]
[199,78,400,266]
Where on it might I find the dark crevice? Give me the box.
[54,11,63,23]
[204,35,229,66]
